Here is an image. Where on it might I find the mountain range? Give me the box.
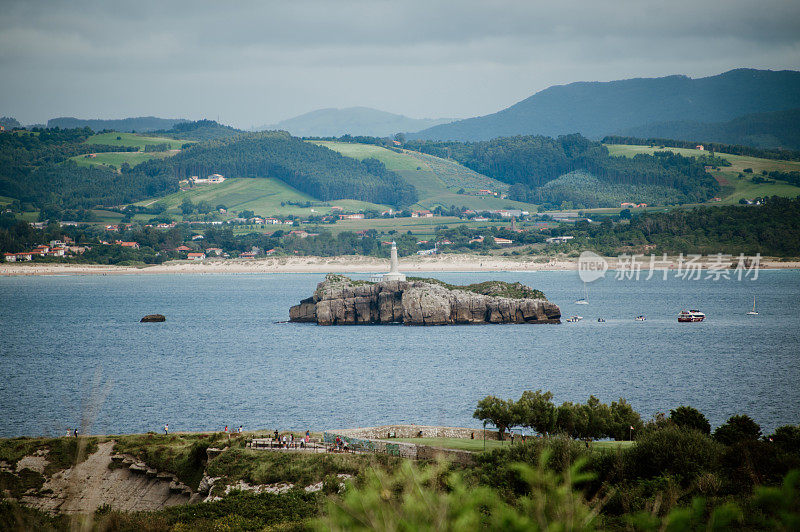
[256,107,452,137]
[411,69,800,143]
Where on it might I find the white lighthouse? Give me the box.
[371,241,406,282]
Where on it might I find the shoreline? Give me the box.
[2,254,799,276]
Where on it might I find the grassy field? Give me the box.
[85,132,187,151]
[70,151,173,170]
[605,144,800,205]
[135,177,389,218]
[394,437,509,452]
[392,436,634,453]
[312,141,540,212]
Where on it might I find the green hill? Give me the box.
[615,108,800,151]
[312,141,538,212]
[412,69,800,141]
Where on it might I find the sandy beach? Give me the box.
[2,254,798,276]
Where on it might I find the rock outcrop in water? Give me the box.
[290,274,560,325]
[140,314,166,323]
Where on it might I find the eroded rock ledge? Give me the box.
[289,274,561,325]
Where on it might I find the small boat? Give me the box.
[747,296,758,315]
[635,315,646,321]
[565,315,583,323]
[574,282,589,305]
[597,318,605,323]
[678,309,705,322]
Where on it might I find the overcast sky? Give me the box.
[1,0,799,128]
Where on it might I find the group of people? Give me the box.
[270,429,311,448]
[333,436,350,452]
[65,428,78,437]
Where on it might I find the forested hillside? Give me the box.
[614,108,800,151]
[155,120,243,141]
[555,196,800,256]
[412,69,800,141]
[138,131,418,206]
[0,128,174,211]
[405,134,721,207]
[46,116,187,132]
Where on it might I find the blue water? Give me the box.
[1,271,798,438]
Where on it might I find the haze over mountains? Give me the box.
[411,69,800,143]
[16,68,800,151]
[255,107,452,137]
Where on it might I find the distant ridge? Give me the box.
[256,107,453,137]
[412,69,800,142]
[46,116,188,132]
[615,108,800,151]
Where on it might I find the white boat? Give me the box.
[678,309,705,322]
[635,315,646,321]
[565,315,583,323]
[574,282,589,305]
[747,296,758,315]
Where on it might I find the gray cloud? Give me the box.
[1,0,798,127]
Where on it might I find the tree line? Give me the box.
[603,134,800,162]
[404,134,721,207]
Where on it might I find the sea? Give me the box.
[1,270,798,438]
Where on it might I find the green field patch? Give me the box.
[85,132,187,151]
[137,177,389,218]
[311,141,421,171]
[312,141,540,212]
[70,151,170,170]
[606,143,800,204]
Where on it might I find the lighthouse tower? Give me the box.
[374,241,406,282]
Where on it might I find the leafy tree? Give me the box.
[474,396,516,440]
[714,415,762,445]
[516,390,556,436]
[670,406,711,435]
[180,197,194,215]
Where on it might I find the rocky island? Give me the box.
[289,274,561,325]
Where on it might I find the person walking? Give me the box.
[238,425,243,434]
[224,425,228,434]
[73,428,78,438]
[164,423,169,435]
[66,429,71,438]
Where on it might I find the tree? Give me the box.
[516,390,556,435]
[670,406,711,435]
[713,415,762,445]
[474,396,516,440]
[180,197,194,215]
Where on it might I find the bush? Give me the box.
[713,415,762,446]
[624,426,723,484]
[669,406,711,435]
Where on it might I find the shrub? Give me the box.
[624,426,723,485]
[713,415,762,446]
[669,406,711,435]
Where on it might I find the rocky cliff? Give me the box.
[289,274,560,325]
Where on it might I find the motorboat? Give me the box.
[635,315,646,321]
[565,315,583,323]
[678,309,705,322]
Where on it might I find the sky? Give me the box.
[1,0,799,129]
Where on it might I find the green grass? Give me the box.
[605,144,800,205]
[69,151,172,170]
[393,437,511,452]
[312,141,540,212]
[85,132,187,150]
[0,195,16,206]
[135,177,389,217]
